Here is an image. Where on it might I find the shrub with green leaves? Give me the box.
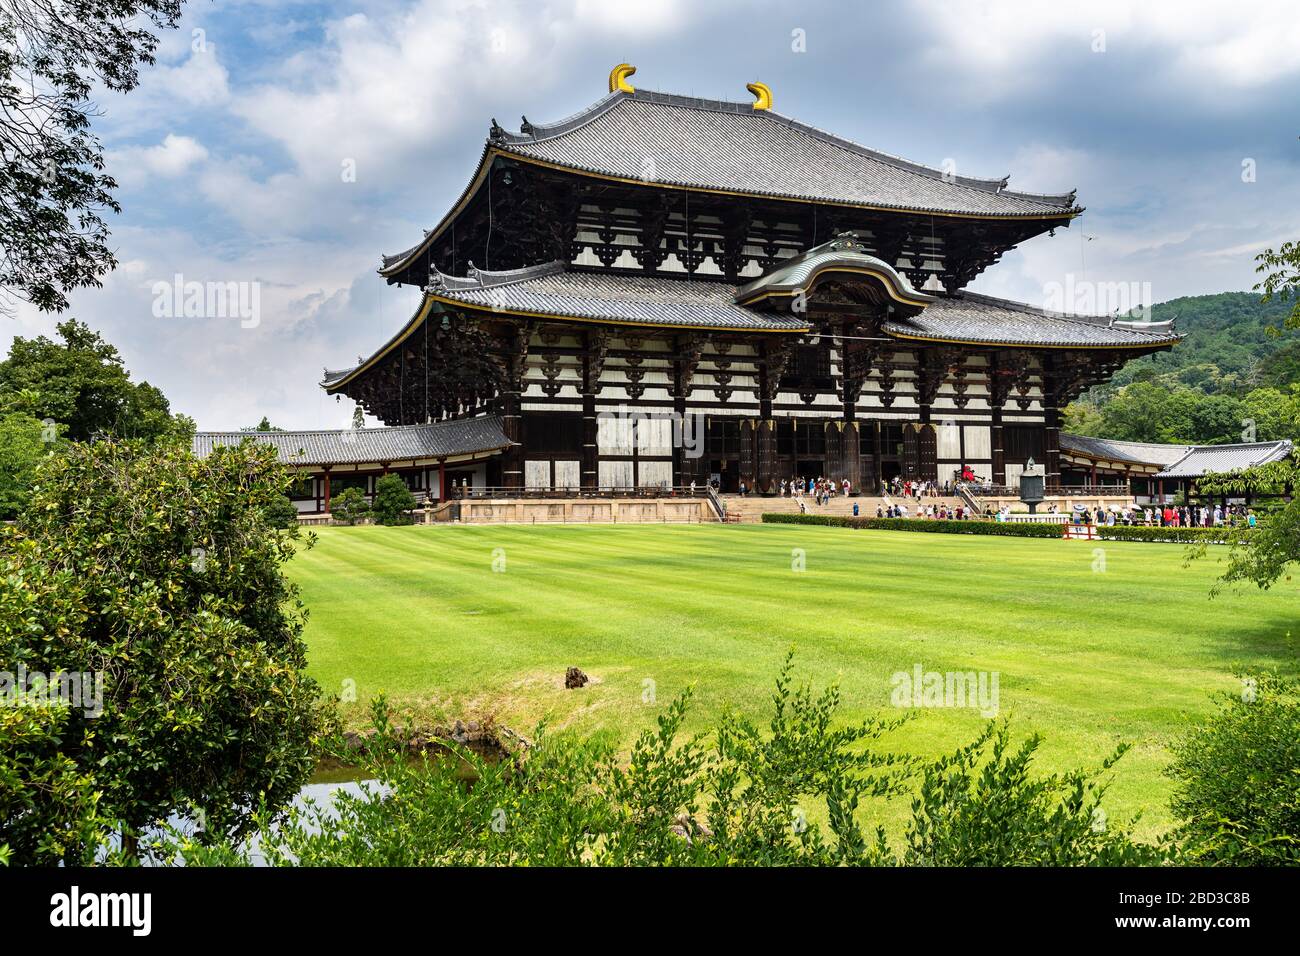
[1096,525,1238,544]
[762,513,1063,538]
[0,412,56,520]
[372,474,417,526]
[0,438,327,862]
[154,655,1164,867]
[331,486,369,525]
[0,703,110,866]
[263,493,300,529]
[903,724,1166,866]
[1167,673,1300,865]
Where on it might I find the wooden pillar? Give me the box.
[582,390,598,490]
[823,420,840,481]
[872,420,883,493]
[756,420,776,493]
[322,467,332,514]
[501,387,523,490]
[739,419,756,489]
[990,408,1005,486]
[842,422,862,492]
[1044,406,1062,492]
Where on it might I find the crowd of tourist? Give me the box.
[776,476,853,505]
[738,472,1259,530]
[1067,502,1257,528]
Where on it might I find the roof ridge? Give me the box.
[1061,433,1192,448]
[430,260,567,292]
[497,91,626,144]
[955,290,1176,335]
[195,416,501,438]
[1181,439,1292,451]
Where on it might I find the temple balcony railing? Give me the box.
[1054,484,1134,497]
[451,485,710,500]
[965,483,1134,498]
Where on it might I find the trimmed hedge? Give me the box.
[761,512,1251,544]
[1095,525,1243,544]
[760,513,1063,538]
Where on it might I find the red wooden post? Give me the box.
[323,468,332,514]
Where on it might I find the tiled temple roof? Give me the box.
[326,264,1182,392]
[193,416,513,466]
[492,89,1080,218]
[426,262,810,331]
[883,292,1183,349]
[1154,440,1293,479]
[380,86,1081,275]
[1060,434,1192,466]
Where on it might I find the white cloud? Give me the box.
[108,134,210,188]
[909,0,1300,95]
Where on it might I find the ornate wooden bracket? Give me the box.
[671,333,707,398]
[583,329,608,395]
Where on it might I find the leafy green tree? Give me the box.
[0,411,56,518]
[1062,401,1104,436]
[0,0,183,314]
[1241,387,1297,443]
[1168,674,1300,865]
[0,438,327,860]
[372,473,416,525]
[1194,458,1297,593]
[1255,241,1300,332]
[1259,340,1300,388]
[1188,393,1247,445]
[1080,381,1197,443]
[332,486,369,525]
[243,416,283,432]
[0,319,182,442]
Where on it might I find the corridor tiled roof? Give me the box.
[1060,434,1192,467]
[193,416,513,466]
[1154,440,1293,479]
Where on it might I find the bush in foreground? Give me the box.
[1167,673,1300,865]
[0,703,110,866]
[0,439,327,864]
[154,655,1163,867]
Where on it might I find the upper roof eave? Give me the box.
[377,86,1082,279]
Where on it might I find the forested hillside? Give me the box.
[1064,292,1299,445]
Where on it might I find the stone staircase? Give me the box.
[719,493,968,524]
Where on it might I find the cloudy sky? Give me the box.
[8,0,1300,429]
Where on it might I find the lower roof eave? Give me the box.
[291,446,510,471]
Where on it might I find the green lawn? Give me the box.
[289,523,1297,837]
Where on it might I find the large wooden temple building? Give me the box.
[320,66,1181,495]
